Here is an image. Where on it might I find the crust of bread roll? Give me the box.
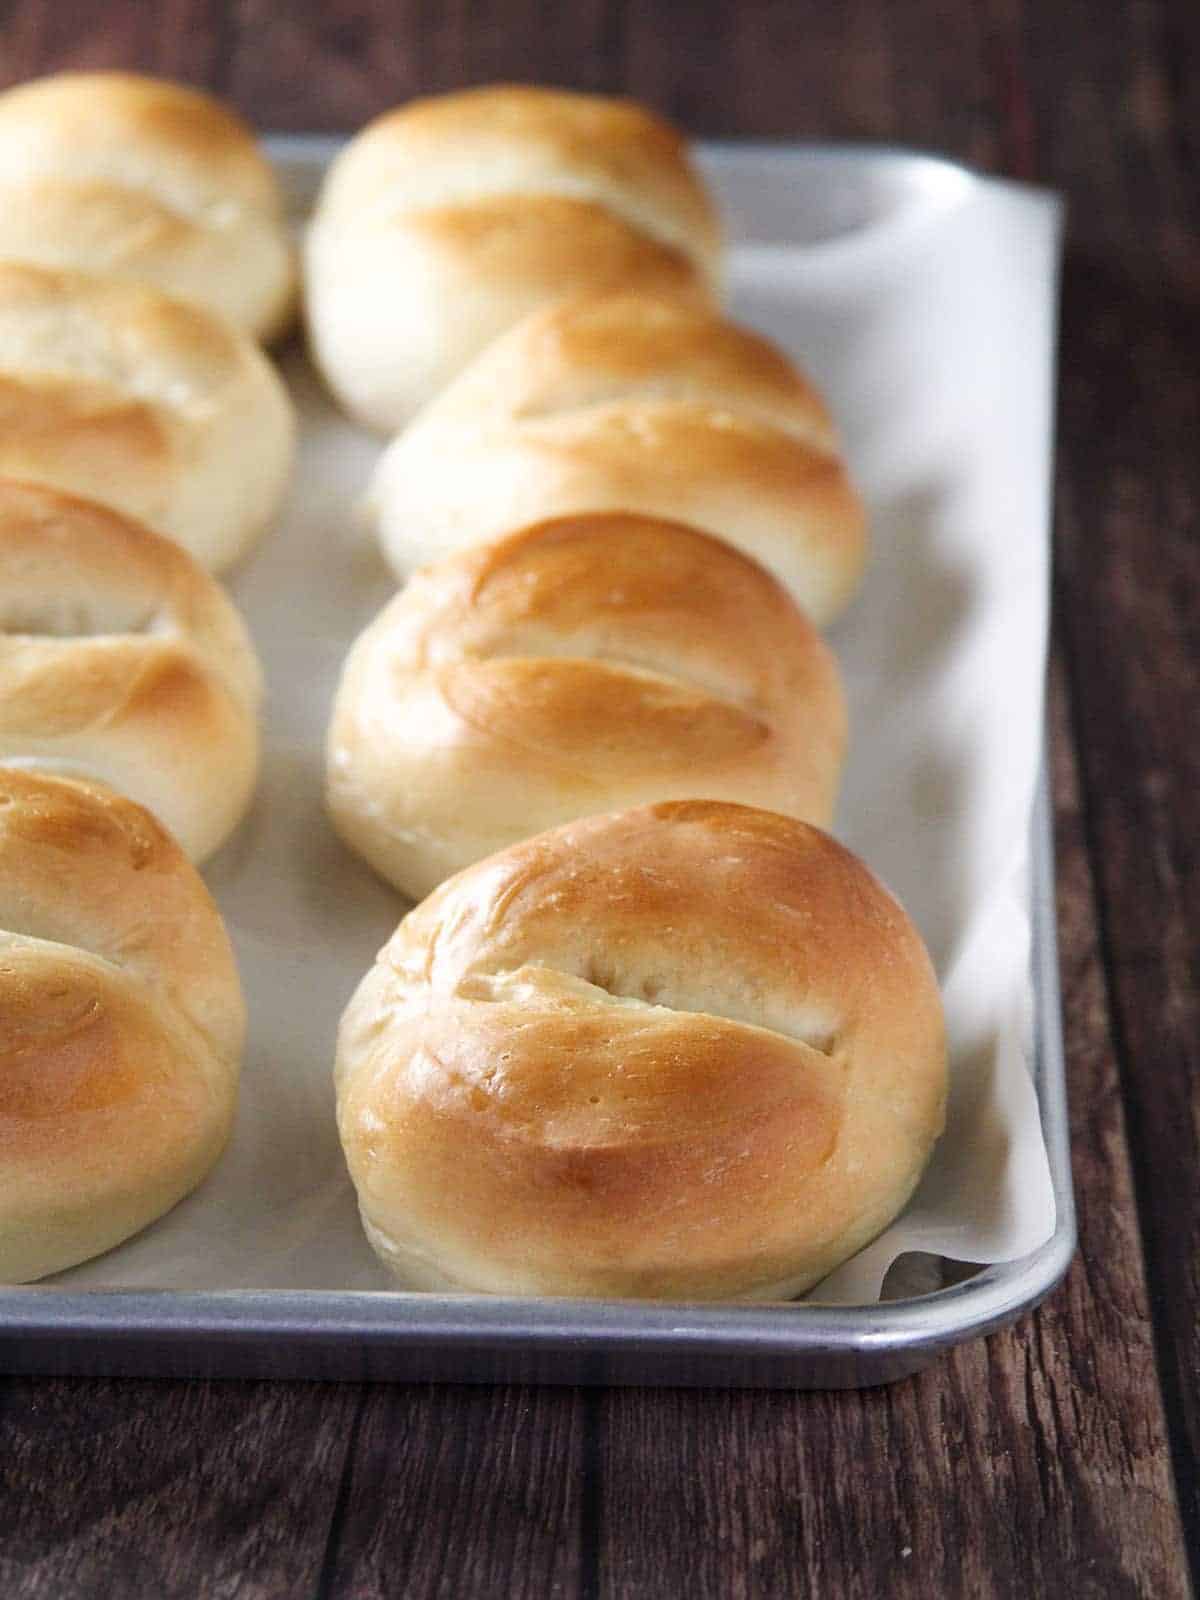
[0,769,243,1281]
[0,478,261,861]
[327,512,846,899]
[0,72,296,342]
[336,801,947,1300]
[0,261,295,572]
[304,85,721,429]
[368,292,866,623]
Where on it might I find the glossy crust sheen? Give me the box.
[336,801,947,1301]
[0,479,261,861]
[0,72,297,341]
[0,260,295,572]
[369,292,867,623]
[0,769,244,1282]
[304,85,722,429]
[327,513,847,899]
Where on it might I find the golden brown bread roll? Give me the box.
[336,801,947,1300]
[0,479,261,861]
[0,769,244,1282]
[327,512,846,899]
[0,260,295,572]
[304,85,721,429]
[368,292,866,623]
[0,72,296,342]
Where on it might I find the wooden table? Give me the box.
[1,3,1196,1595]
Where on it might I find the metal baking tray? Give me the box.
[0,771,1073,1387]
[0,143,1074,1387]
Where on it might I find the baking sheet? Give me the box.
[48,144,1063,1308]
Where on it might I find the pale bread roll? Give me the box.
[0,72,296,342]
[305,85,721,429]
[368,292,866,623]
[0,769,244,1282]
[336,801,947,1300]
[327,513,846,899]
[0,261,295,571]
[0,479,261,861]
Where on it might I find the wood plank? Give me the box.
[1024,0,1200,1575]
[0,1378,356,1599]
[224,0,424,131]
[225,0,625,130]
[0,0,231,89]
[315,1384,588,1599]
[586,663,1188,1600]
[619,0,1018,161]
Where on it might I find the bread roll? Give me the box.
[327,512,846,899]
[0,261,295,571]
[0,478,261,861]
[0,72,296,342]
[368,292,866,623]
[0,769,244,1282]
[305,85,721,429]
[337,801,947,1300]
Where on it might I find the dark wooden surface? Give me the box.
[1,2,1197,1595]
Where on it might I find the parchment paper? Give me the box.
[62,148,1064,1303]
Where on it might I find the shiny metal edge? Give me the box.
[264,131,989,175]
[0,143,1074,1387]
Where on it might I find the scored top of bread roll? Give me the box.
[0,478,261,862]
[336,800,947,1300]
[305,85,722,430]
[0,260,295,571]
[0,72,296,342]
[327,512,846,900]
[0,768,244,1282]
[368,291,866,624]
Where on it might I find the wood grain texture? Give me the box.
[0,0,1197,1596]
[316,1385,588,1598]
[0,0,230,82]
[0,1378,356,1599]
[1027,0,1200,1573]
